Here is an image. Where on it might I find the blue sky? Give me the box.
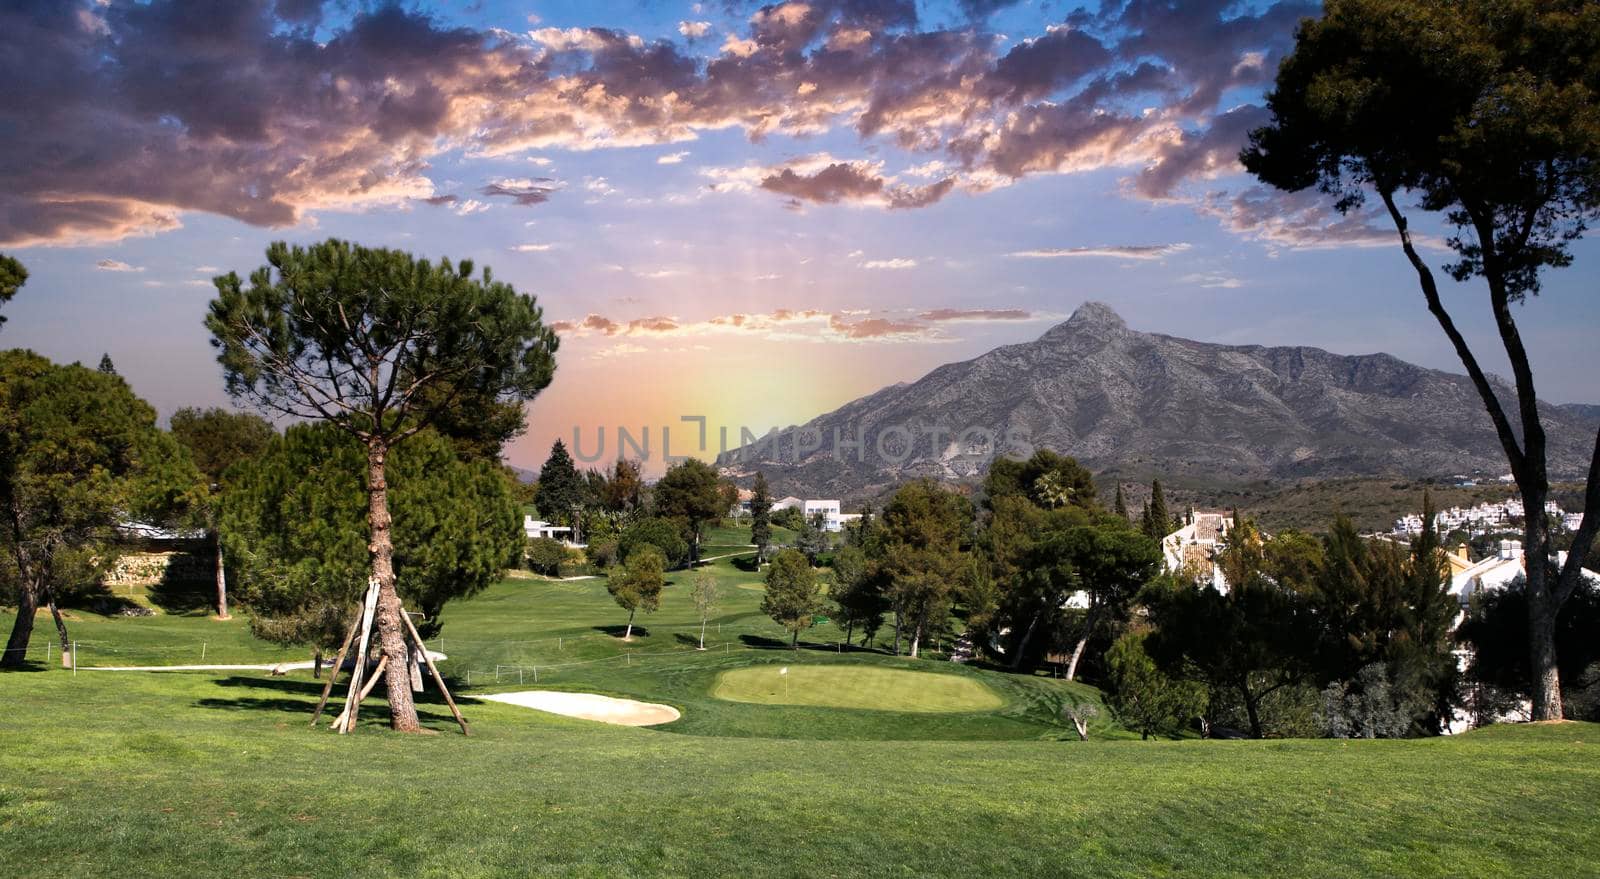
[2,1,1595,473]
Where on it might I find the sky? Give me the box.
[2,0,1596,476]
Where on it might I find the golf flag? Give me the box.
[779,667,789,675]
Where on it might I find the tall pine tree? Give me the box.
[535,439,585,530]
[750,471,772,557]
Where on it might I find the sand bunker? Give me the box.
[478,690,680,726]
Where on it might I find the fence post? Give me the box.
[45,641,51,665]
[533,667,538,683]
[201,642,207,662]
[71,641,77,675]
[467,670,473,687]
[518,668,524,685]
[558,637,562,650]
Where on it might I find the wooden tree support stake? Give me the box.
[316,579,470,736]
[400,609,470,736]
[310,610,363,728]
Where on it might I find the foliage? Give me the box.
[770,505,807,532]
[749,472,772,553]
[534,439,586,528]
[1144,526,1319,738]
[1320,663,1416,739]
[599,458,644,515]
[585,539,621,570]
[0,251,24,330]
[220,424,519,645]
[880,480,972,656]
[654,458,724,557]
[1458,575,1600,720]
[762,548,821,647]
[169,407,277,485]
[619,516,689,569]
[796,511,830,563]
[1106,631,1208,740]
[606,544,665,639]
[525,537,568,576]
[828,544,885,646]
[984,450,1096,511]
[690,568,720,649]
[1243,0,1600,721]
[0,351,199,666]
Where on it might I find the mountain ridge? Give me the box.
[715,302,1596,501]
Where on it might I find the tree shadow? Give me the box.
[592,624,650,639]
[731,555,760,573]
[671,632,712,648]
[196,674,467,725]
[737,633,790,649]
[145,552,215,614]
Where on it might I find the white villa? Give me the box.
[1161,511,1235,593]
[523,515,583,547]
[1394,499,1567,538]
[769,496,848,532]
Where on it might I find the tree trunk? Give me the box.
[892,610,903,656]
[2,576,37,668]
[214,530,230,619]
[1010,607,1044,670]
[43,582,71,668]
[1241,680,1263,739]
[909,623,921,658]
[698,616,707,650]
[1064,634,1090,682]
[367,439,420,733]
[844,619,854,650]
[624,608,635,641]
[1527,574,1563,720]
[313,648,323,679]
[791,628,798,650]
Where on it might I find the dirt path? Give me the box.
[83,650,447,672]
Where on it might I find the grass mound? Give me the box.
[713,664,1005,712]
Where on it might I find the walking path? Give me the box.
[82,650,447,672]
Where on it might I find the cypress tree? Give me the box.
[1114,483,1128,521]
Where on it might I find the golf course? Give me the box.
[3,529,1599,878]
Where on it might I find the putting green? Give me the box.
[712,665,1005,712]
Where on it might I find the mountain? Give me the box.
[715,302,1596,501]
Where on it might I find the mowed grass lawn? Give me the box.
[2,671,1598,878]
[713,664,1005,712]
[4,524,1600,876]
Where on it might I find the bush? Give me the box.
[1319,663,1417,738]
[771,506,806,532]
[620,517,689,569]
[526,537,568,576]
[586,539,620,569]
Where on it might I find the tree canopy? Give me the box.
[1,351,198,666]
[206,239,557,733]
[654,458,724,558]
[221,423,519,648]
[1242,0,1600,720]
[763,548,822,648]
[0,252,25,330]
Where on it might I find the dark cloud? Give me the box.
[759,162,954,209]
[480,178,561,207]
[417,194,459,206]
[0,0,1318,243]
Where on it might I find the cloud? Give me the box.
[678,20,711,39]
[480,178,562,207]
[1008,243,1192,260]
[510,243,555,252]
[657,151,690,165]
[918,308,1033,322]
[0,0,1322,244]
[862,257,917,269]
[95,258,143,272]
[549,303,1050,345]
[1180,273,1243,289]
[1194,187,1408,251]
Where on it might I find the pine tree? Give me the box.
[750,472,772,557]
[535,439,585,530]
[762,548,821,648]
[1147,479,1171,539]
[97,353,117,375]
[1114,483,1128,521]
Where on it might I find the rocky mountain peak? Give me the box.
[1041,300,1128,343]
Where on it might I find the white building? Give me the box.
[1161,511,1234,593]
[523,515,583,547]
[803,499,843,532]
[772,496,804,512]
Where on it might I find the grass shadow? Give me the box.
[145,553,215,615]
[731,555,760,573]
[197,674,469,724]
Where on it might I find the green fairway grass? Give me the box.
[712,664,1005,712]
[4,521,1600,875]
[1,670,1597,878]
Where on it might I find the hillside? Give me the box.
[717,302,1596,502]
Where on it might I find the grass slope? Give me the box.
[2,671,1597,878]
